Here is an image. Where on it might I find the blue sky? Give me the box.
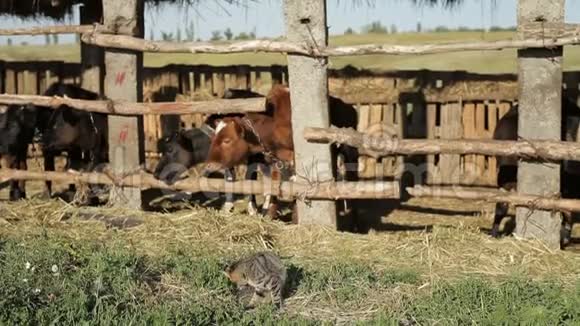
[1,0,580,45]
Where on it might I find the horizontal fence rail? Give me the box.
[0,24,112,36]
[81,31,580,57]
[0,94,266,115]
[304,127,580,161]
[0,23,578,57]
[0,169,400,200]
[408,185,580,213]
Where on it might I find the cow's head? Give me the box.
[42,106,83,151]
[0,105,37,154]
[204,117,250,174]
[154,128,212,184]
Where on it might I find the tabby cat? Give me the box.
[223,251,287,309]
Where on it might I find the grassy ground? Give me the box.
[0,196,579,324]
[2,31,580,73]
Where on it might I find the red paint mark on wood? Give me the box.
[115,72,126,85]
[118,124,129,143]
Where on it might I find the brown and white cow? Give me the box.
[204,85,295,218]
[204,85,359,221]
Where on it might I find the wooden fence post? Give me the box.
[0,61,4,93]
[80,3,104,95]
[284,0,337,226]
[103,0,145,209]
[516,0,564,249]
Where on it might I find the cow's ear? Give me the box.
[232,118,245,138]
[62,107,80,125]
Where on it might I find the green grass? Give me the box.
[1,198,578,325]
[2,31,580,73]
[1,231,579,325]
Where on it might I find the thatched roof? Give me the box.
[0,0,465,20]
[0,0,244,20]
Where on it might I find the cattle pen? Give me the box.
[0,0,580,250]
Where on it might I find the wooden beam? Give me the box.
[81,33,307,55]
[0,169,400,200]
[303,127,580,161]
[0,94,265,115]
[81,29,580,56]
[407,186,580,213]
[285,0,337,226]
[103,0,144,209]
[1,22,578,56]
[80,4,104,96]
[516,0,564,249]
[0,24,111,36]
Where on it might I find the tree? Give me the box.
[390,24,398,34]
[45,34,51,45]
[7,38,12,46]
[416,21,422,33]
[210,30,223,41]
[490,26,516,32]
[362,21,388,34]
[235,32,251,40]
[224,27,233,41]
[176,28,182,42]
[52,34,58,45]
[161,31,174,41]
[344,27,355,35]
[249,27,256,39]
[185,21,195,41]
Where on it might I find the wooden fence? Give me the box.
[3,60,580,187]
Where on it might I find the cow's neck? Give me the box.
[243,129,266,154]
[240,118,267,153]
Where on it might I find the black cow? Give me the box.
[0,104,37,200]
[492,96,580,247]
[38,83,108,198]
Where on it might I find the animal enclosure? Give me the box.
[2,60,580,187]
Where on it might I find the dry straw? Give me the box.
[1,197,578,286]
[1,197,579,322]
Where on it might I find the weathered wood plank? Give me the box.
[462,103,476,181]
[0,94,265,115]
[426,103,438,184]
[475,103,487,182]
[487,102,499,185]
[408,185,580,213]
[0,168,399,199]
[304,127,580,162]
[357,104,371,178]
[368,103,383,177]
[81,28,580,56]
[438,103,462,185]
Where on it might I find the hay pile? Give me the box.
[1,197,578,287]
